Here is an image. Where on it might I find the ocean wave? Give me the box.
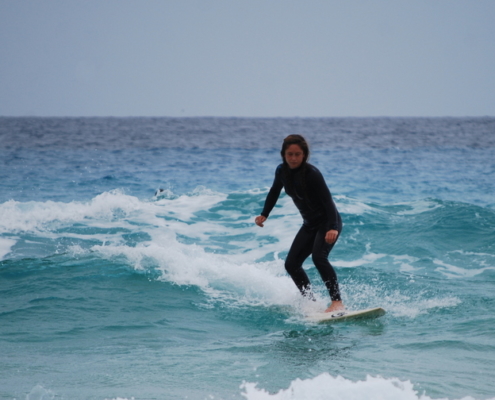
[1,190,491,311]
[241,373,494,400]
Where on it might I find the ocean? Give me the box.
[1,117,494,400]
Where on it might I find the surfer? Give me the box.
[254,135,344,313]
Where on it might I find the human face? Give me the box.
[285,144,305,169]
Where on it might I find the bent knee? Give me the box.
[284,257,300,273]
[311,254,328,266]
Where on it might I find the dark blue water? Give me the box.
[1,117,494,400]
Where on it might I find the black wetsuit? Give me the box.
[260,163,342,301]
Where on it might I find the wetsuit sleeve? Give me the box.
[260,166,284,218]
[308,168,340,231]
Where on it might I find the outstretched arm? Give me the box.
[256,165,283,228]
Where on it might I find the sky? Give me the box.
[1,0,494,117]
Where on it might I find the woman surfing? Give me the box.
[255,135,344,313]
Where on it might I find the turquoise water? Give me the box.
[1,117,495,400]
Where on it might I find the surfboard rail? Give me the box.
[307,307,386,323]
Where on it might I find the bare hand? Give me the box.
[325,229,339,244]
[255,215,267,227]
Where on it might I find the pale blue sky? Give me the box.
[1,0,494,117]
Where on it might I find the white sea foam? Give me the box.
[333,252,387,268]
[0,190,144,234]
[395,199,443,215]
[25,384,55,400]
[240,373,491,400]
[0,237,16,260]
[93,231,301,309]
[155,186,227,222]
[335,195,377,215]
[434,259,495,278]
[451,250,495,259]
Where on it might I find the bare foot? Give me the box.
[324,301,345,313]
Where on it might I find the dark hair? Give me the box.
[280,134,310,166]
[280,135,311,203]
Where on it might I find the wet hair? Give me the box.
[280,134,310,166]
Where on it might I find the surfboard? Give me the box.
[307,307,385,323]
